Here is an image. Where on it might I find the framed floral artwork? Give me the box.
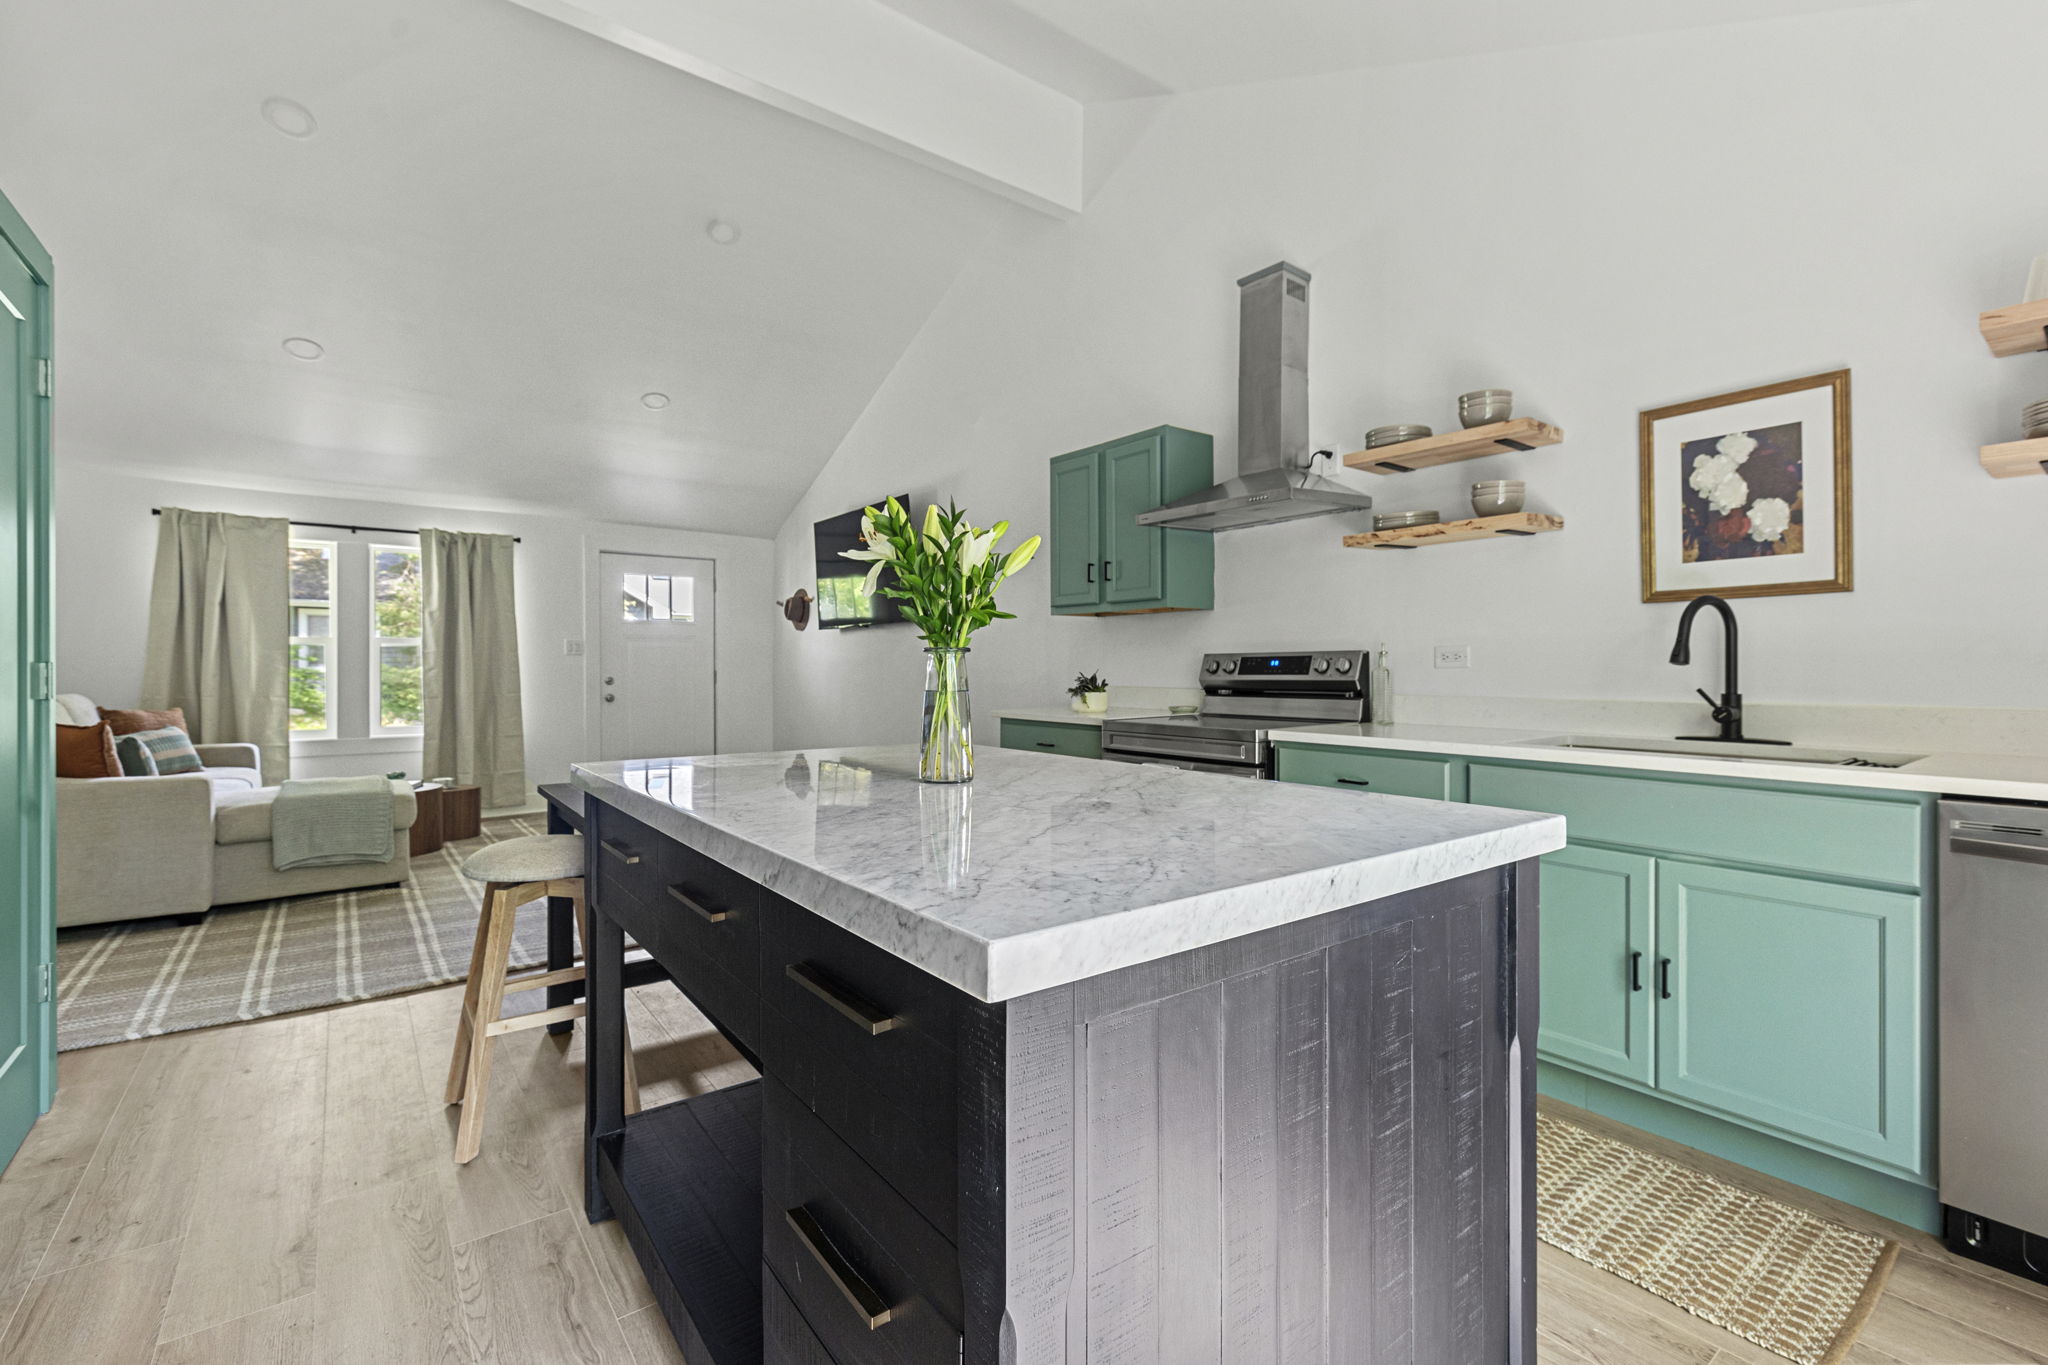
[1639,369,1851,602]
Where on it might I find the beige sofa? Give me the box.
[55,694,417,928]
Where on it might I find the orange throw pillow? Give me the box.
[99,705,187,736]
[56,722,121,778]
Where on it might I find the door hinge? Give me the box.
[35,358,51,398]
[37,964,51,1003]
[28,661,52,701]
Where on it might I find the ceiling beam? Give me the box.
[503,0,1083,215]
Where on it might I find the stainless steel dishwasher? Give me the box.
[1940,797,2048,1283]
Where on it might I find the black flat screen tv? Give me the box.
[815,497,912,629]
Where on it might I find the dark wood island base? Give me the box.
[580,794,1539,1365]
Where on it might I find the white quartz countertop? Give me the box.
[572,746,1563,1002]
[1275,722,2048,802]
[993,706,1179,728]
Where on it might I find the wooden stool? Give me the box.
[444,834,640,1163]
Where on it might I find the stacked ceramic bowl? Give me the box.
[1471,480,1526,516]
[2025,398,2048,438]
[1458,389,1514,429]
[1374,510,1441,530]
[1365,424,1432,448]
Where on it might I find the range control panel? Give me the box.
[1200,650,1369,685]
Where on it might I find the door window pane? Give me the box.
[622,572,692,622]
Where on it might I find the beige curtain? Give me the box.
[420,529,526,809]
[141,507,291,784]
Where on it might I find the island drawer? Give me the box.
[1467,762,1925,887]
[764,1268,838,1365]
[1275,744,1458,800]
[763,1079,963,1365]
[595,874,761,1058]
[655,838,764,991]
[759,894,964,1233]
[998,718,1101,760]
[590,804,673,907]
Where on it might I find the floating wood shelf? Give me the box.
[1343,512,1564,549]
[1979,299,2048,358]
[1341,419,1562,475]
[1981,436,2048,478]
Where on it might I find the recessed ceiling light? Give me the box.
[261,97,318,139]
[705,219,740,246]
[282,337,324,360]
[641,392,670,409]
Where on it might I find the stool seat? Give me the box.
[461,834,584,884]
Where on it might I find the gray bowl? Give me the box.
[1458,389,1514,428]
[1471,488,1527,516]
[1366,424,1433,448]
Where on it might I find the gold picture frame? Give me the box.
[1639,369,1852,603]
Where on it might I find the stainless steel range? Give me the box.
[1100,650,1372,778]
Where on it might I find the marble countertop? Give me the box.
[572,746,1563,1002]
[1276,722,2048,801]
[993,705,1182,728]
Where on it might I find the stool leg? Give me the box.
[444,880,502,1105]
[454,886,518,1164]
[571,881,641,1116]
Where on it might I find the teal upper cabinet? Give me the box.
[1655,860,1926,1172]
[1539,845,1655,1088]
[1049,426,1214,616]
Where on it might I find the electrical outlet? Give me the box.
[564,639,584,656]
[1433,644,1471,670]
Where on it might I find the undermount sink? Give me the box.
[1518,735,1925,770]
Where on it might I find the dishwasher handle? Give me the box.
[1948,810,2048,866]
[1950,834,2048,866]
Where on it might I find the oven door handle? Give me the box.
[1102,737,1259,766]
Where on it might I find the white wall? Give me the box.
[774,1,2048,751]
[61,467,776,806]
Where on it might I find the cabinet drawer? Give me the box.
[590,804,672,907]
[759,895,964,1234]
[764,1266,840,1365]
[656,838,763,995]
[999,718,1101,760]
[764,1079,963,1365]
[1468,763,1924,887]
[1275,744,1456,801]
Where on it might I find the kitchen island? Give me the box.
[572,746,1563,1365]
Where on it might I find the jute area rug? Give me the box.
[57,815,554,1051]
[1538,1113,1900,1365]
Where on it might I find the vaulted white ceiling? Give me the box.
[0,0,1015,536]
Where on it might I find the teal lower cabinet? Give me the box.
[1655,860,1924,1173]
[1276,739,1940,1230]
[1537,844,1655,1088]
[998,718,1101,760]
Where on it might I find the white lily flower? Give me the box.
[959,529,997,571]
[861,562,886,596]
[840,539,896,564]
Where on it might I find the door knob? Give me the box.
[604,675,616,685]
[603,693,616,703]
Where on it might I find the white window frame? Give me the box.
[288,539,337,740]
[288,528,423,754]
[369,542,423,737]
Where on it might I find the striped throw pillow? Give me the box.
[114,733,160,776]
[130,726,203,775]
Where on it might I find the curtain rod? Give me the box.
[150,508,520,543]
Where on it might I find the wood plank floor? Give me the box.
[0,980,2040,1363]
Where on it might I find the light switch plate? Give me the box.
[1433,644,1471,670]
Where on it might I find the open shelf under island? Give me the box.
[570,746,1563,1365]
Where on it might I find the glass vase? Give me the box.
[920,647,973,783]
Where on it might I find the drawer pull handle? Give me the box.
[1629,950,1643,993]
[785,962,901,1035]
[1657,956,1674,1000]
[1336,777,1371,787]
[667,885,730,923]
[1035,741,1056,749]
[599,838,640,866]
[785,1206,895,1330]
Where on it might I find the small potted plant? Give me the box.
[1068,670,1109,714]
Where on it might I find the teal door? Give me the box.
[1537,845,1655,1086]
[1101,433,1163,605]
[1048,447,1102,609]
[0,191,54,1171]
[1655,860,1924,1171]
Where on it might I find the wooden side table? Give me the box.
[441,784,483,842]
[410,783,446,857]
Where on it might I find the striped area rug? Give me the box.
[56,815,556,1051]
[1537,1113,1899,1364]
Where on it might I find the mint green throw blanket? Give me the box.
[271,775,396,870]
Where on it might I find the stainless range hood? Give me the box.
[1137,262,1372,532]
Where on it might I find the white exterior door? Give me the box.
[598,552,715,761]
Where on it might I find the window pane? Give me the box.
[290,642,329,732]
[290,542,332,605]
[668,576,694,621]
[622,573,649,621]
[378,644,422,729]
[374,546,421,638]
[292,605,330,637]
[649,575,671,621]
